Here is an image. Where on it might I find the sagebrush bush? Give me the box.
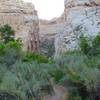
[56,51,100,100]
[0,61,56,100]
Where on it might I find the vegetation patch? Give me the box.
[0,25,100,100]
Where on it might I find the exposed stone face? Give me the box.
[0,0,39,52]
[64,0,100,8]
[39,15,65,55]
[55,0,100,57]
[39,15,65,39]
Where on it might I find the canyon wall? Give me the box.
[55,0,100,57]
[39,15,65,56]
[39,14,65,40]
[1,0,100,56]
[0,0,39,52]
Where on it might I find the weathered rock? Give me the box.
[55,0,100,56]
[39,15,65,55]
[0,0,39,52]
[39,15,65,40]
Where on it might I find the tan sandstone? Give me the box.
[0,0,39,52]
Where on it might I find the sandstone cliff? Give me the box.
[39,15,65,56]
[55,0,100,57]
[39,14,65,40]
[0,0,39,52]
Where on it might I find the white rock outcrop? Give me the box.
[55,0,100,56]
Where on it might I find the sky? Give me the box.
[23,0,64,20]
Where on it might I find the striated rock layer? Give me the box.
[39,14,65,39]
[0,0,39,52]
[55,0,100,57]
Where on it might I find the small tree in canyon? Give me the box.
[0,24,15,43]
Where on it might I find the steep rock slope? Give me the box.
[0,0,39,52]
[39,14,65,39]
[55,0,100,56]
[39,15,65,56]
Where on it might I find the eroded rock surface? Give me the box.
[39,14,65,39]
[55,0,100,57]
[0,0,39,52]
[39,15,65,56]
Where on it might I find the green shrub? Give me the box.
[70,95,82,100]
[92,35,100,48]
[6,40,22,50]
[0,40,22,67]
[88,35,100,56]
[79,36,90,55]
[0,43,5,55]
[50,68,65,83]
[0,24,15,43]
[0,60,56,100]
[22,51,54,64]
[79,34,100,56]
[56,51,100,100]
[12,61,55,99]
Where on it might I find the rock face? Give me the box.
[39,15,65,56]
[39,14,65,40]
[0,0,39,52]
[55,0,100,56]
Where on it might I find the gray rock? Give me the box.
[55,0,100,57]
